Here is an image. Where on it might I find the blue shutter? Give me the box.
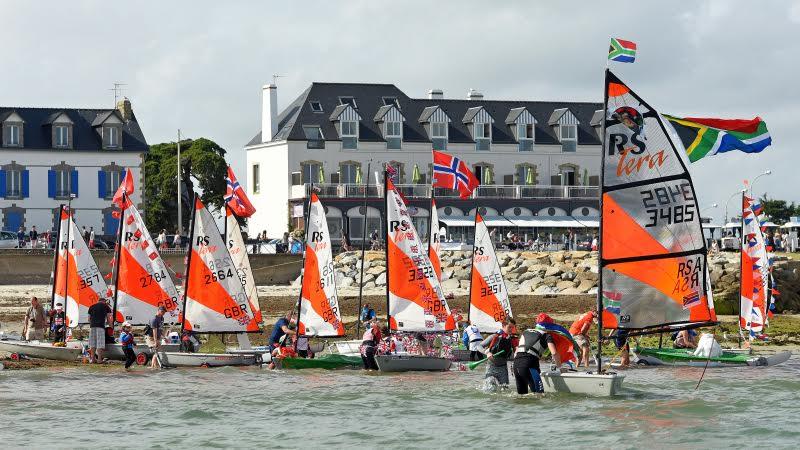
[48,170,56,198]
[70,170,79,197]
[98,170,107,199]
[104,211,120,236]
[0,170,6,198]
[21,170,29,198]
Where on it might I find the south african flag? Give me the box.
[608,38,636,63]
[664,115,772,163]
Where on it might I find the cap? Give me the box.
[158,306,167,312]
[536,313,554,324]
[122,322,132,328]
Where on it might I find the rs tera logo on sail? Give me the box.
[608,107,667,176]
[195,235,218,254]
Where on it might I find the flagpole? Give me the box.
[177,129,182,236]
[355,161,371,339]
[111,192,127,331]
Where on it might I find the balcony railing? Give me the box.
[291,183,599,200]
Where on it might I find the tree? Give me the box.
[144,138,228,233]
[758,195,799,225]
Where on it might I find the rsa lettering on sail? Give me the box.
[674,256,702,309]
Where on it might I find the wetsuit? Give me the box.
[119,331,136,369]
[477,331,514,385]
[513,329,554,394]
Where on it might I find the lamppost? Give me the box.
[724,189,747,225]
[701,203,718,243]
[750,169,771,198]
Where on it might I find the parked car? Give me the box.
[0,231,18,249]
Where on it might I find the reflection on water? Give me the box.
[0,358,797,448]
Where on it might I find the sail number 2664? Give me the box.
[640,182,695,228]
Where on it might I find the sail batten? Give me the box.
[599,70,716,334]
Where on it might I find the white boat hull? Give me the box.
[334,340,363,356]
[158,352,257,367]
[375,354,451,372]
[541,371,625,396]
[0,340,83,361]
[101,343,181,361]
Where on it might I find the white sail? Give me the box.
[225,207,262,326]
[469,213,512,333]
[429,198,443,281]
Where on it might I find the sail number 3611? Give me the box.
[640,182,695,228]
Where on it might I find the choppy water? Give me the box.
[1,357,798,449]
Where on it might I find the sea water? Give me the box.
[0,358,798,449]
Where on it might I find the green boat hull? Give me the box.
[636,347,749,365]
[279,354,362,370]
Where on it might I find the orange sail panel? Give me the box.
[225,207,262,326]
[53,207,110,327]
[183,198,259,333]
[599,70,714,332]
[469,213,512,333]
[298,193,344,337]
[740,196,768,333]
[115,202,181,325]
[428,198,442,281]
[386,179,453,332]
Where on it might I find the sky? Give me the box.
[3,0,799,224]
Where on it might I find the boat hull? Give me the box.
[375,354,451,372]
[0,340,82,361]
[334,340,363,356]
[278,354,362,370]
[541,371,625,396]
[636,347,792,367]
[101,343,181,362]
[158,352,257,367]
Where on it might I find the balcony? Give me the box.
[290,183,598,200]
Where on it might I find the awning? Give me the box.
[507,216,599,228]
[440,217,474,227]
[723,222,739,229]
[702,224,722,229]
[483,215,515,227]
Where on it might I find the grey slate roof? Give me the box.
[246,82,602,147]
[589,109,604,127]
[462,106,483,124]
[0,106,148,151]
[548,108,569,125]
[373,104,395,122]
[505,107,526,124]
[328,104,350,121]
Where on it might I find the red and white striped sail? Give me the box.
[740,196,769,334]
[115,201,181,325]
[53,207,110,327]
[225,207,262,326]
[428,198,442,281]
[469,213,512,333]
[183,198,259,333]
[386,178,454,332]
[298,193,344,337]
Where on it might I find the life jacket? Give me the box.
[465,325,482,342]
[488,332,513,356]
[279,346,297,359]
[569,312,593,336]
[515,329,547,358]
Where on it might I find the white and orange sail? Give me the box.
[225,206,262,325]
[298,193,344,337]
[386,177,454,332]
[469,212,512,333]
[740,195,770,336]
[428,198,442,281]
[599,70,716,334]
[114,200,181,325]
[53,206,110,327]
[182,197,259,333]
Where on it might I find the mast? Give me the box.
[111,192,127,330]
[467,210,478,325]
[355,162,371,338]
[595,69,610,371]
[179,192,198,338]
[428,191,436,264]
[48,204,65,334]
[383,169,391,335]
[738,191,745,347]
[295,184,313,350]
[63,202,72,328]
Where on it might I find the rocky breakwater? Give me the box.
[709,252,800,315]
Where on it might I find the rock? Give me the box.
[556,280,577,290]
[361,273,375,284]
[367,266,384,276]
[561,271,577,281]
[577,279,595,292]
[587,287,598,295]
[513,265,528,275]
[534,285,559,295]
[517,272,537,282]
[441,278,460,291]
[580,272,598,282]
[544,266,562,277]
[560,287,584,295]
[375,272,386,286]
[339,277,355,288]
[551,251,566,263]
[504,281,520,293]
[542,276,559,287]
[518,279,538,292]
[442,270,454,281]
[507,252,519,260]
[454,268,470,280]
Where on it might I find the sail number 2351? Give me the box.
[640,182,695,228]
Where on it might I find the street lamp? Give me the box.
[750,169,771,198]
[724,189,747,225]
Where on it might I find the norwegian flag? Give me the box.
[432,150,479,199]
[112,168,134,208]
[225,166,256,218]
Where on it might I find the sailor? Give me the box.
[613,329,631,367]
[119,322,136,370]
[463,322,483,361]
[674,329,698,349]
[360,318,381,370]
[513,314,560,395]
[49,302,67,342]
[569,309,597,368]
[476,318,516,386]
[269,311,296,349]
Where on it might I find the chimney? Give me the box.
[467,89,484,100]
[262,84,278,143]
[116,97,132,121]
[428,89,443,100]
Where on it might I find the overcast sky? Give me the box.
[3,1,798,223]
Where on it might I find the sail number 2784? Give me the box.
[640,182,695,228]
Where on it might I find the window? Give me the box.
[475,122,491,151]
[252,165,260,194]
[56,170,71,198]
[560,125,577,152]
[518,123,534,152]
[474,165,491,184]
[382,97,399,108]
[103,126,119,148]
[303,126,325,149]
[385,121,402,149]
[516,165,536,185]
[341,120,358,150]
[309,101,323,113]
[55,125,69,148]
[6,169,21,197]
[105,170,121,199]
[431,121,447,150]
[4,124,20,147]
[339,162,360,184]
[338,96,357,109]
[301,162,321,184]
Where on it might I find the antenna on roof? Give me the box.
[110,83,127,105]
[272,74,284,86]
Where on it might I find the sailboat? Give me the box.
[468,212,513,332]
[374,174,454,372]
[159,196,262,367]
[0,205,109,360]
[277,192,361,369]
[428,197,443,281]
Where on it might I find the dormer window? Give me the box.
[475,122,491,151]
[560,124,577,152]
[338,96,357,109]
[341,120,358,149]
[55,125,69,148]
[385,121,402,150]
[518,124,534,151]
[506,107,537,152]
[3,123,21,147]
[103,126,119,149]
[309,101,323,113]
[431,122,448,150]
[303,125,325,149]
[419,106,451,150]
[463,106,494,151]
[382,97,399,108]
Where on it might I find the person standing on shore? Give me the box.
[569,310,597,368]
[146,306,167,368]
[29,226,38,249]
[87,298,112,363]
[476,318,516,387]
[23,297,47,341]
[119,322,137,370]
